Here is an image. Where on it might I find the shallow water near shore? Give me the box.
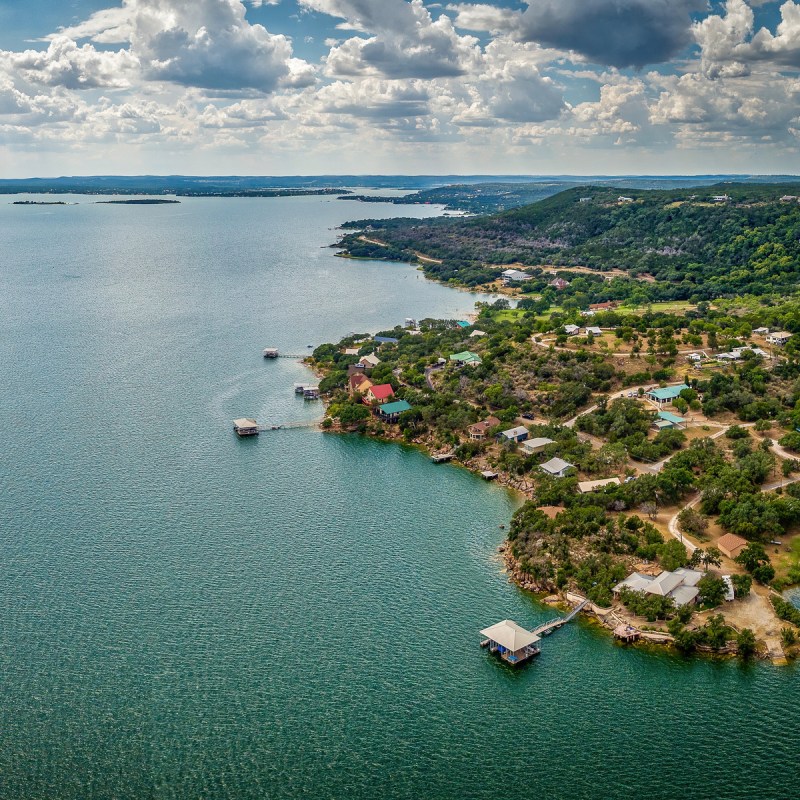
[1,194,798,799]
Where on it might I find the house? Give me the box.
[450,350,482,366]
[780,195,798,202]
[549,277,570,290]
[590,301,617,311]
[470,329,486,338]
[365,383,395,404]
[359,352,381,369]
[767,331,792,346]
[753,327,769,335]
[520,437,554,455]
[711,194,730,202]
[717,532,748,560]
[501,268,532,284]
[539,457,574,478]
[578,477,621,493]
[686,352,704,362]
[584,326,602,336]
[613,567,703,607]
[579,196,592,203]
[468,416,501,441]
[374,336,399,345]
[349,373,372,394]
[498,426,529,444]
[377,399,412,422]
[343,348,360,356]
[646,383,689,406]
[564,324,580,336]
[653,411,685,431]
[618,196,634,203]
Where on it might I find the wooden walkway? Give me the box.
[531,598,589,637]
[257,420,320,432]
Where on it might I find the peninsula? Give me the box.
[313,184,800,662]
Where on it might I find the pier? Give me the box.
[431,452,455,463]
[480,598,589,664]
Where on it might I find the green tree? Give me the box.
[737,628,757,658]
[698,575,726,607]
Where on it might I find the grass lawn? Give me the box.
[489,308,527,323]
[775,534,800,585]
[623,300,696,314]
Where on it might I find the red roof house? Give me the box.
[365,383,395,404]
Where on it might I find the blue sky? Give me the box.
[0,0,797,176]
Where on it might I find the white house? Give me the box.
[564,324,580,336]
[613,567,703,607]
[359,353,381,368]
[584,326,602,336]
[577,477,621,493]
[539,457,574,478]
[501,269,532,284]
[520,437,554,456]
[767,331,792,346]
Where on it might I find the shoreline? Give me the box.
[313,383,787,663]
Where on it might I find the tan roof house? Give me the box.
[717,532,749,560]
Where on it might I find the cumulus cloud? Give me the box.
[699,0,800,70]
[515,0,706,68]
[3,36,137,89]
[302,0,481,78]
[50,0,312,92]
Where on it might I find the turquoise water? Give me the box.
[0,195,797,799]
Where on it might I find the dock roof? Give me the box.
[233,418,258,428]
[480,620,540,652]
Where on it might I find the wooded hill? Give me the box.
[338,184,800,300]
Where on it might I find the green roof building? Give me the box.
[449,351,482,365]
[378,400,412,420]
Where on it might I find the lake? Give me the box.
[0,194,797,799]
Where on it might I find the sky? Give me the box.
[0,0,798,176]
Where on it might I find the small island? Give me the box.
[96,199,181,204]
[13,200,71,205]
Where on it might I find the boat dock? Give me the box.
[431,453,455,463]
[531,598,589,636]
[264,348,307,359]
[480,598,589,664]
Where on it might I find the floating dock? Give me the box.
[431,453,455,463]
[263,348,279,358]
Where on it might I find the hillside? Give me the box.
[338,184,800,300]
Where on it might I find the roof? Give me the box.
[768,330,791,339]
[670,585,700,607]
[614,572,654,593]
[657,411,685,424]
[501,269,531,281]
[717,532,748,553]
[540,457,574,475]
[646,571,684,596]
[648,383,689,401]
[450,350,481,363]
[584,326,602,335]
[673,568,703,587]
[374,336,399,344]
[360,353,380,366]
[369,383,395,400]
[521,437,554,450]
[233,418,258,428]
[456,320,471,327]
[480,620,540,652]
[470,330,486,337]
[469,416,500,434]
[500,426,529,439]
[379,400,412,415]
[578,477,621,493]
